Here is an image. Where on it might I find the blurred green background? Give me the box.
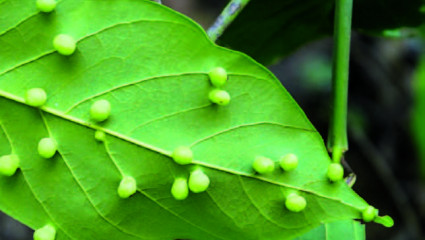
[1,1,424,239]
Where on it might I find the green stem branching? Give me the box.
[207,0,251,42]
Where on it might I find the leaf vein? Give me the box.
[136,189,228,240]
[0,92,361,211]
[190,121,314,147]
[40,112,148,240]
[0,19,189,78]
[237,176,288,229]
[0,121,75,240]
[100,135,227,239]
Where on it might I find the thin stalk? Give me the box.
[207,0,251,42]
[328,0,353,162]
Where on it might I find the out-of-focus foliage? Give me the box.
[412,51,425,178]
[218,0,425,64]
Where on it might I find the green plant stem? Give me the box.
[207,0,251,42]
[328,0,353,163]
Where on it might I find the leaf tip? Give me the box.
[374,215,394,228]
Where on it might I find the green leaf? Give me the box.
[0,0,372,239]
[218,0,425,64]
[295,220,365,240]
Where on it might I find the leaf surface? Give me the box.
[0,0,368,239]
[294,220,365,240]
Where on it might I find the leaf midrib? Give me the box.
[0,89,361,211]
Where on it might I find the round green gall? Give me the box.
[252,156,275,174]
[53,34,76,56]
[36,0,56,13]
[279,153,298,171]
[327,163,344,182]
[171,146,193,165]
[117,176,137,199]
[94,130,106,142]
[25,88,47,107]
[33,224,56,240]
[362,205,378,222]
[38,138,57,159]
[208,67,227,87]
[90,99,111,122]
[0,155,20,177]
[209,89,230,106]
[285,193,307,212]
[188,169,210,193]
[171,178,189,200]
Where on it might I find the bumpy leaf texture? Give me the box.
[0,0,370,239]
[218,0,425,64]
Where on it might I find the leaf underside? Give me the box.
[294,220,365,240]
[0,0,368,239]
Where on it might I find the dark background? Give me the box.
[1,1,424,239]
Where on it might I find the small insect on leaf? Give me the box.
[53,34,76,56]
[25,88,47,107]
[171,178,189,200]
[94,130,106,142]
[36,0,56,13]
[208,89,230,106]
[285,193,307,212]
[362,205,378,222]
[279,153,299,171]
[37,138,57,159]
[90,100,111,122]
[252,156,275,174]
[188,169,210,193]
[171,146,193,165]
[208,67,227,87]
[327,163,344,182]
[33,224,56,240]
[0,155,20,177]
[117,176,137,199]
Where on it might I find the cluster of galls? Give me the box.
[0,1,393,239]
